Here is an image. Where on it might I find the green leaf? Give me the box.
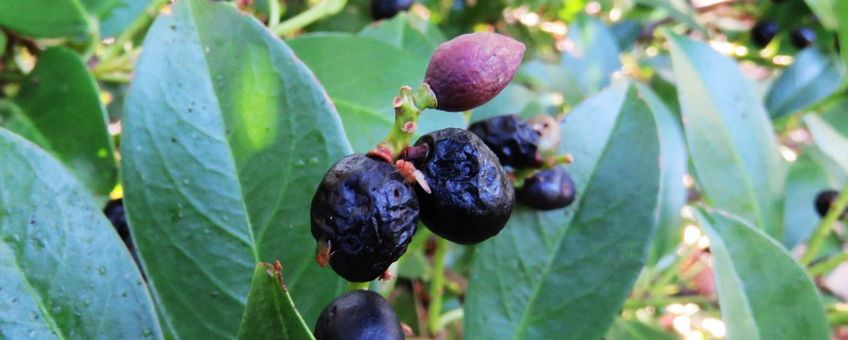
[471,84,540,122]
[765,48,845,119]
[0,128,161,339]
[605,318,676,340]
[803,0,838,30]
[358,13,442,56]
[805,114,848,172]
[122,1,350,338]
[465,83,662,339]
[783,147,844,249]
[0,0,93,37]
[0,101,51,148]
[561,16,622,96]
[12,47,117,197]
[666,32,786,237]
[82,0,152,37]
[288,34,465,152]
[635,0,707,36]
[839,1,848,72]
[635,84,687,265]
[695,208,829,340]
[237,262,315,340]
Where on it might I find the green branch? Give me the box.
[809,252,848,276]
[271,0,347,37]
[800,184,848,266]
[427,237,448,335]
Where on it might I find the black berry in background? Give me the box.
[411,128,514,244]
[104,199,144,275]
[370,0,414,21]
[314,290,404,340]
[424,32,525,112]
[751,21,779,48]
[790,27,817,49]
[311,154,419,282]
[815,189,846,218]
[468,114,542,169]
[517,166,577,211]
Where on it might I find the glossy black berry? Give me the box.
[310,154,419,282]
[751,21,779,48]
[370,0,414,21]
[517,166,576,211]
[103,199,144,274]
[411,128,514,244]
[468,115,542,169]
[815,189,845,218]
[790,27,817,49]
[314,290,404,340]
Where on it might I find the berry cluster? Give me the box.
[750,1,819,50]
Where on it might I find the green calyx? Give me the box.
[382,83,437,158]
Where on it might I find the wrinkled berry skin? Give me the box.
[751,21,779,48]
[370,0,414,21]
[469,115,542,169]
[815,189,846,218]
[790,27,817,49]
[314,290,404,340]
[517,167,576,211]
[311,154,419,282]
[411,128,514,244]
[424,33,525,112]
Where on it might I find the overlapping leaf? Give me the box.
[237,262,315,340]
[766,48,845,119]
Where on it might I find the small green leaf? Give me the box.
[0,101,51,148]
[237,262,315,340]
[122,1,350,338]
[288,34,465,152]
[803,0,838,30]
[634,0,707,36]
[805,114,848,172]
[358,13,442,56]
[666,31,786,237]
[766,48,845,119]
[0,0,93,37]
[0,128,161,339]
[561,16,622,96]
[695,208,829,340]
[82,0,152,37]
[12,47,117,197]
[465,83,662,339]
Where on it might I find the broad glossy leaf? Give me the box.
[695,208,829,340]
[783,147,844,249]
[237,262,315,340]
[465,83,662,339]
[288,34,465,152]
[14,47,117,197]
[766,48,845,119]
[358,13,442,56]
[0,0,92,38]
[561,16,622,96]
[606,318,676,340]
[805,114,848,172]
[636,84,687,265]
[122,1,350,338]
[667,32,786,237]
[0,128,160,339]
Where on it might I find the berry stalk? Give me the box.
[382,83,437,158]
[427,237,448,335]
[801,183,848,266]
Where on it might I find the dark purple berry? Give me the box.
[370,0,414,21]
[790,27,817,49]
[314,290,404,340]
[815,189,845,218]
[468,114,542,169]
[310,154,419,282]
[411,128,514,244]
[104,199,145,277]
[423,32,525,112]
[516,166,576,211]
[751,21,779,48]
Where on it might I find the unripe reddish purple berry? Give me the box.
[424,32,525,112]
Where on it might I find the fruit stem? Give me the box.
[800,183,848,266]
[809,251,848,277]
[346,281,370,291]
[271,0,347,37]
[383,84,437,158]
[427,237,448,335]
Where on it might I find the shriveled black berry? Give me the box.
[815,189,846,218]
[315,290,404,340]
[468,114,542,169]
[103,199,144,276]
[517,166,576,211]
[411,128,514,244]
[790,27,817,49]
[370,0,414,21]
[310,154,419,282]
[751,21,779,48]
